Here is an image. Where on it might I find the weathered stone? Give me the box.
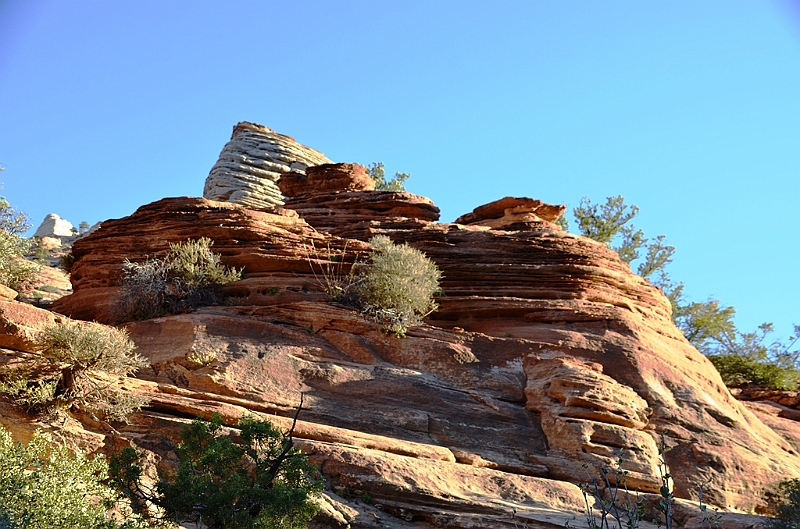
[42,195,800,523]
[455,196,567,230]
[280,163,375,197]
[203,121,332,209]
[283,191,440,234]
[33,213,75,238]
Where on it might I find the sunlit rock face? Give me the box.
[203,121,332,209]
[27,123,800,527]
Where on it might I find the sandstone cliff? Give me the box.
[3,129,797,527]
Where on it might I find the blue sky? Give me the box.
[1,1,799,340]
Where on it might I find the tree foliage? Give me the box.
[767,478,800,529]
[367,162,411,192]
[569,195,799,390]
[573,196,683,309]
[114,237,242,322]
[110,412,321,529]
[0,425,141,528]
[0,192,37,291]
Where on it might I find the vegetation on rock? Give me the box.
[111,412,321,529]
[768,478,800,528]
[367,162,411,192]
[569,196,799,390]
[28,321,147,419]
[0,424,143,528]
[114,237,242,322]
[359,235,441,336]
[0,191,37,291]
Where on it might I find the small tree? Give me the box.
[111,411,321,529]
[570,195,800,391]
[0,425,143,528]
[79,221,91,234]
[114,237,242,322]
[367,162,411,192]
[0,194,37,291]
[30,321,149,420]
[358,235,441,336]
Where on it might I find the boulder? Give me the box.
[203,122,332,210]
[279,163,375,197]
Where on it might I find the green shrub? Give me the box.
[0,196,37,291]
[367,162,411,192]
[708,354,799,390]
[0,425,143,528]
[114,237,242,322]
[767,478,800,528]
[111,412,321,528]
[358,235,441,336]
[25,321,149,420]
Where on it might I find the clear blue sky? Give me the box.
[1,1,799,340]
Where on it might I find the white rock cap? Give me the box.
[33,213,75,238]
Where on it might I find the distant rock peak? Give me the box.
[33,213,75,238]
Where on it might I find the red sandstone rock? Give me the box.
[454,196,567,229]
[280,163,376,196]
[11,195,796,526]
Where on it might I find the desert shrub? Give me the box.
[0,424,144,528]
[767,478,800,528]
[358,235,441,336]
[0,196,37,291]
[306,241,362,304]
[708,354,799,390]
[111,412,321,529]
[114,237,242,322]
[28,321,149,420]
[60,251,75,273]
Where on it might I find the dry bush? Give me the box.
[358,235,441,336]
[114,237,242,322]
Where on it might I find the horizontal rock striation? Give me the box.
[43,192,800,525]
[203,122,332,209]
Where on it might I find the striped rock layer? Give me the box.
[203,121,331,209]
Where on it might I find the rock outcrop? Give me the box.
[203,121,332,209]
[42,186,800,528]
[454,196,567,230]
[8,125,796,527]
[33,213,75,238]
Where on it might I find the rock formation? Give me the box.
[203,121,332,209]
[5,126,798,527]
[33,213,75,238]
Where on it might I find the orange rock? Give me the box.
[33,194,800,524]
[454,196,567,229]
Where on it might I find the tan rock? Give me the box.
[0,284,17,300]
[203,121,332,209]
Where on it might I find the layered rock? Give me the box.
[45,193,800,526]
[203,122,332,209]
[280,163,375,196]
[278,162,440,234]
[454,196,567,230]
